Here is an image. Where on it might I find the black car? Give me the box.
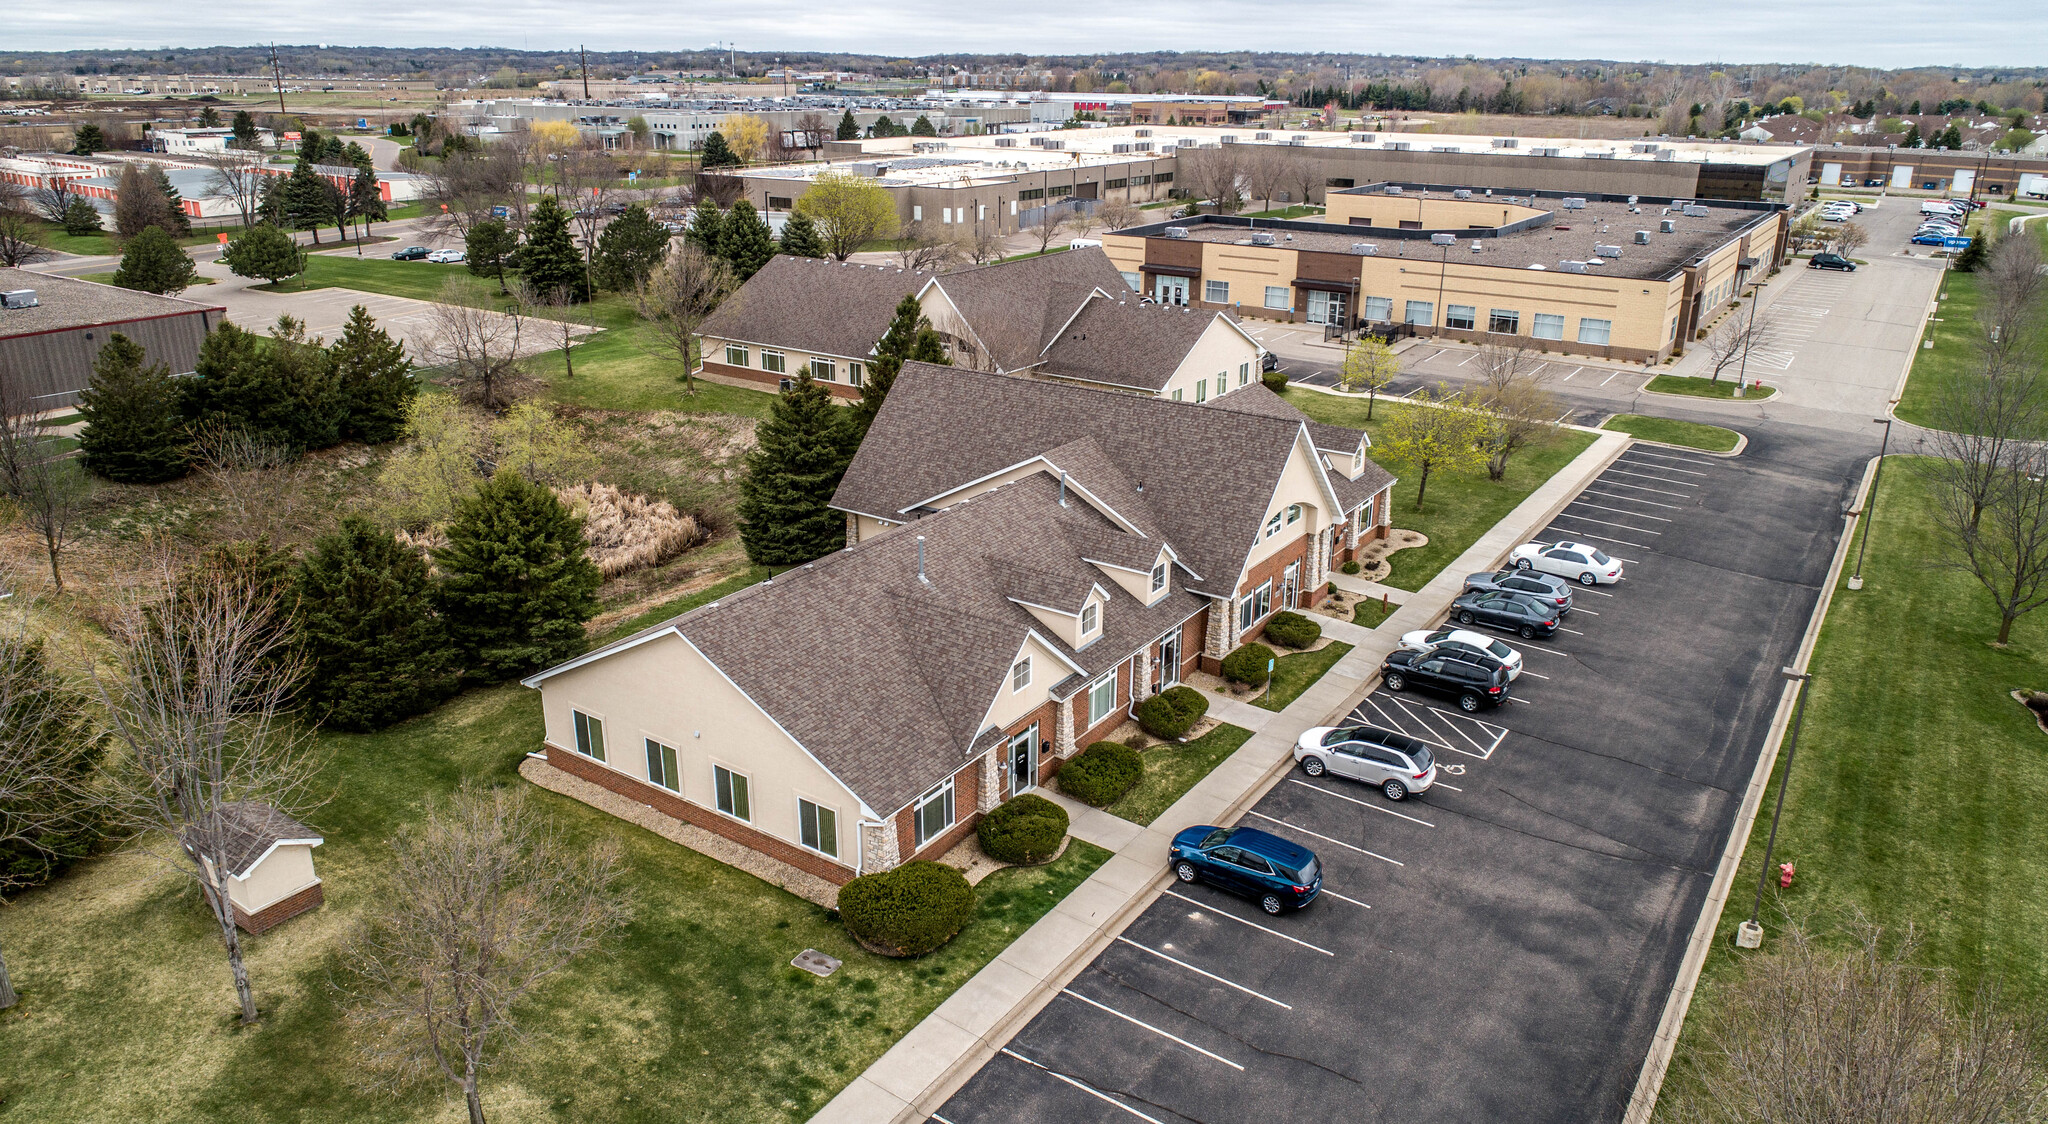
[1381,649,1510,711]
[1462,568,1573,614]
[391,246,429,260]
[1809,253,1857,272]
[1261,351,1280,373]
[1449,590,1559,639]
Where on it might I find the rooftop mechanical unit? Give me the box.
[1532,147,1562,157]
[1352,243,1378,255]
[1431,232,1458,246]
[1163,226,1189,239]
[1594,244,1624,258]
[1,289,38,309]
[1562,197,1587,210]
[1661,219,1678,233]
[1557,261,1591,274]
[1349,132,1375,143]
[1453,188,1473,199]
[1384,184,1404,194]
[1632,143,1661,154]
[1683,205,1711,217]
[1634,230,1653,244]
[1135,128,1152,137]
[1256,131,1272,140]
[1492,137,1519,148]
[1387,141,1411,151]
[1220,134,1237,144]
[994,137,1016,147]
[1250,231,1276,245]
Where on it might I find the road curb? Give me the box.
[1620,452,1876,1124]
[1606,431,1749,459]
[1886,260,1949,422]
[1634,377,1779,405]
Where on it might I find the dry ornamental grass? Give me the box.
[554,482,706,578]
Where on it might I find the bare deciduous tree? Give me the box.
[1094,197,1141,234]
[894,219,964,271]
[1674,921,2047,1124]
[340,784,629,1124]
[93,557,322,1024]
[1473,343,1559,481]
[637,243,736,395]
[1175,145,1244,214]
[421,278,530,410]
[28,180,74,224]
[1832,220,1870,258]
[198,147,268,228]
[1979,233,2045,368]
[0,210,54,267]
[1927,440,2048,645]
[1703,306,1781,385]
[0,386,91,592]
[189,421,312,543]
[1919,355,2046,533]
[964,220,1006,265]
[519,282,592,382]
[420,147,523,242]
[1241,144,1291,213]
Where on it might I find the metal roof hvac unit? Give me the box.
[1683,205,1710,217]
[1349,132,1375,143]
[1352,243,1378,255]
[1111,143,1131,154]
[1587,151,1616,159]
[1163,226,1189,239]
[994,137,1016,147]
[1433,145,1460,153]
[1255,131,1272,140]
[1134,142,1152,152]
[1250,231,1276,245]
[1290,134,1307,142]
[1386,141,1411,151]
[1135,128,1152,137]
[1029,136,1047,146]
[1220,134,1237,144]
[1557,261,1590,274]
[1383,184,1404,195]
[1660,218,1677,233]
[1470,240,1485,252]
[1594,244,1624,258]
[1532,147,1562,157]
[1046,140,1065,150]
[1634,230,1652,245]
[1492,137,1519,148]
[1287,137,1306,146]
[849,162,884,177]
[1,289,38,309]
[1453,188,1472,199]
[1632,143,1660,154]
[1430,232,1458,246]
[1655,150,1677,161]
[1562,197,1587,210]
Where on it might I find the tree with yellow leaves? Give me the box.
[723,114,769,164]
[528,120,581,154]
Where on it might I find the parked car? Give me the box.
[1448,590,1560,639]
[1169,825,1322,914]
[1294,725,1438,800]
[1396,626,1525,680]
[1863,178,1887,187]
[1509,540,1624,586]
[1381,648,1511,711]
[1913,230,1964,246]
[425,248,466,264]
[1261,351,1280,373]
[1809,253,1858,272]
[1462,568,1573,613]
[391,246,429,260]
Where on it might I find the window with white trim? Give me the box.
[1172,388,1184,401]
[1264,511,1283,538]
[1532,313,1565,341]
[1488,309,1520,335]
[1404,300,1433,326]
[760,350,786,374]
[723,344,749,367]
[1195,379,1207,403]
[645,738,678,791]
[572,711,605,761]
[1215,373,1227,397]
[1264,286,1290,309]
[1151,560,1168,593]
[913,780,954,848]
[798,798,838,857]
[1445,304,1476,330]
[1012,657,1032,692]
[810,357,836,381]
[1087,672,1117,727]
[1363,296,1392,322]
[713,764,751,821]
[1286,503,1302,526]
[1238,362,1250,386]
[912,205,923,221]
[1081,602,1098,635]
[1203,279,1230,303]
[848,361,863,386]
[1578,317,1613,345]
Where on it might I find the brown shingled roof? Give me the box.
[181,802,321,877]
[922,247,1131,371]
[1037,294,1244,393]
[696,255,932,361]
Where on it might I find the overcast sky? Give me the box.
[12,0,2042,70]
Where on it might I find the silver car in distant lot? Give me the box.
[1293,725,1439,801]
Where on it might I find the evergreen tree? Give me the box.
[910,115,938,137]
[110,226,196,295]
[330,305,415,444]
[1903,123,1924,148]
[909,326,948,364]
[295,516,460,731]
[198,106,222,128]
[269,316,348,450]
[257,173,287,225]
[299,127,325,160]
[836,110,860,140]
[850,294,948,436]
[59,195,101,236]
[72,123,107,155]
[349,163,386,236]
[1953,234,1989,272]
[520,196,586,301]
[778,208,825,258]
[592,203,671,291]
[737,372,859,564]
[717,199,775,281]
[180,318,345,452]
[871,115,897,137]
[148,166,192,234]
[433,472,602,683]
[685,197,725,256]
[0,638,106,892]
[282,157,332,244]
[76,331,190,483]
[464,217,519,293]
[1935,124,1963,149]
[230,110,258,149]
[222,223,305,287]
[699,130,739,169]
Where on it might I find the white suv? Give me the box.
[1294,725,1438,801]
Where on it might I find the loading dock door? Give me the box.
[1820,163,1842,186]
[1891,165,1914,190]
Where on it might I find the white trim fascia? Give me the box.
[1007,595,1078,618]
[1036,291,1105,358]
[917,280,1000,371]
[697,332,867,367]
[905,458,1144,536]
[901,454,1055,515]
[1036,463,1144,535]
[1227,424,1349,596]
[521,625,684,687]
[228,836,324,881]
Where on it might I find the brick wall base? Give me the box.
[232,881,323,935]
[545,743,859,885]
[699,360,861,400]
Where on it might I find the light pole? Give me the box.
[1847,415,1894,590]
[1735,667,1813,949]
[1431,231,1455,340]
[1732,279,1759,396]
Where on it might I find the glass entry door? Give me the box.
[1154,275,1189,305]
[1282,561,1301,610]
[1007,727,1038,796]
[1307,290,1348,325]
[1157,631,1181,690]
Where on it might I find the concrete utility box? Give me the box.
[183,802,326,934]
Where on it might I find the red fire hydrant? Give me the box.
[1779,861,1796,889]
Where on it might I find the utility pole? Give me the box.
[580,46,590,100]
[269,45,287,119]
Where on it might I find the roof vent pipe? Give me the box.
[1059,471,1069,506]
[916,535,928,583]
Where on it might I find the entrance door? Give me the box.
[1307,290,1348,326]
[1154,275,1189,305]
[1282,560,1301,609]
[1007,727,1038,796]
[1157,630,1181,690]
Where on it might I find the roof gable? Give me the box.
[924,247,1132,371]
[697,255,930,361]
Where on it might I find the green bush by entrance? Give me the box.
[837,861,976,957]
[976,793,1068,865]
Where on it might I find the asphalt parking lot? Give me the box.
[933,430,1867,1124]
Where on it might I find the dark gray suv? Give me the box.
[1462,568,1573,614]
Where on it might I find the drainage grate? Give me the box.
[791,949,842,978]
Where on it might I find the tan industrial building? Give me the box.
[0,267,224,412]
[1100,184,1788,364]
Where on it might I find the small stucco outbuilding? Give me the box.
[183,802,325,934]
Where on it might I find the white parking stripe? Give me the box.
[1001,1049,1172,1124]
[1433,780,1464,792]
[1558,512,1663,534]
[1581,586,1615,596]
[1620,455,1708,476]
[1517,669,1553,679]
[1544,526,1651,552]
[1530,362,1548,377]
[1506,697,1534,704]
[1162,889,1337,955]
[1555,625,1586,635]
[1629,448,1717,469]
[1571,499,1673,521]
[1288,778,1437,827]
[1604,468,1699,488]
[1247,811,1406,867]
[1561,366,1581,381]
[1319,888,1373,911]
[1457,351,1478,366]
[1585,488,1683,509]
[1061,989,1245,1071]
[1568,607,1598,616]
[1600,369,1623,386]
[1116,937,1294,1009]
[1598,475,1695,496]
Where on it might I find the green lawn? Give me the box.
[0,574,1111,1123]
[1657,464,2048,1118]
[1243,205,1324,220]
[1645,374,1775,400]
[1352,598,1398,628]
[1988,208,2048,254]
[1600,413,1740,453]
[1283,391,1597,591]
[1107,723,1256,826]
[1890,271,2023,434]
[1254,641,1354,712]
[26,218,225,258]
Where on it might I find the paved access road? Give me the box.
[932,423,1869,1124]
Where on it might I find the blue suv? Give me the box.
[1169,825,1322,914]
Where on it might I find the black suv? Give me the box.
[1381,650,1510,711]
[1449,590,1559,638]
[1809,253,1857,272]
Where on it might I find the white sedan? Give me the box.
[1396,627,1524,680]
[426,248,466,264]
[1509,540,1624,586]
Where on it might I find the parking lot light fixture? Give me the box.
[1739,667,1813,949]
[1848,417,1895,591]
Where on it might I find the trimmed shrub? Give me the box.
[1222,642,1276,686]
[1136,684,1209,740]
[1261,369,1289,393]
[1058,741,1144,806]
[837,860,976,957]
[1341,560,1361,575]
[977,793,1068,865]
[1263,610,1322,650]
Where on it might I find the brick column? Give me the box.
[977,750,1000,812]
[1054,697,1076,759]
[861,820,901,873]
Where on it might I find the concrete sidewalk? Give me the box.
[812,424,1634,1124]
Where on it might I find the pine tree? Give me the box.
[230,110,258,150]
[718,199,775,281]
[111,226,196,295]
[464,217,519,293]
[198,106,222,128]
[0,638,106,893]
[1936,124,1963,150]
[349,163,386,236]
[331,305,415,444]
[282,157,331,243]
[72,123,107,154]
[148,166,192,234]
[685,197,725,256]
[592,203,671,291]
[433,472,602,683]
[1953,234,1989,272]
[872,115,897,137]
[266,316,348,450]
[520,196,586,301]
[59,196,101,236]
[76,331,190,483]
[910,115,938,137]
[778,208,825,258]
[1904,123,1924,148]
[180,318,344,452]
[295,516,460,731]
[836,110,860,141]
[737,372,859,564]
[850,294,945,436]
[699,131,739,170]
[222,223,305,287]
